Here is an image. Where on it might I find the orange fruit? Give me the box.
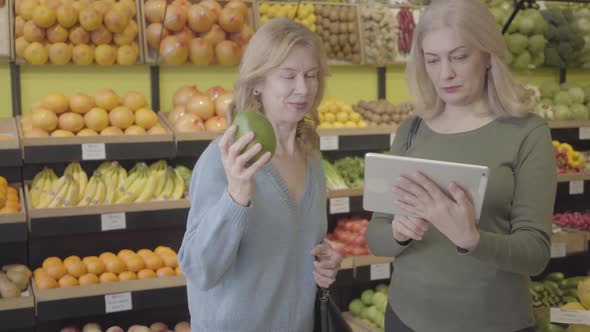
[44,263,67,280]
[156,267,175,277]
[36,275,58,290]
[64,256,87,278]
[99,252,117,262]
[137,249,154,259]
[99,272,119,283]
[137,269,156,279]
[154,246,175,256]
[34,267,49,279]
[125,255,145,273]
[175,266,183,276]
[119,271,137,281]
[104,257,126,274]
[4,201,19,212]
[58,275,79,288]
[160,252,178,269]
[78,273,99,286]
[42,257,62,269]
[143,254,163,271]
[83,256,105,275]
[117,249,136,261]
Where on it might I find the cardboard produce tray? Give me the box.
[33,275,187,321]
[25,184,190,238]
[17,116,175,163]
[141,0,258,64]
[0,117,22,167]
[0,184,27,243]
[0,286,35,331]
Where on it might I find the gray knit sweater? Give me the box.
[178,140,327,332]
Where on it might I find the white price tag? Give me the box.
[101,213,126,231]
[329,197,350,214]
[105,292,132,313]
[579,127,590,140]
[569,181,584,195]
[21,290,30,297]
[551,308,590,325]
[370,263,391,280]
[82,143,106,160]
[320,136,339,151]
[551,242,566,258]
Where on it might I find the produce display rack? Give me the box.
[0,287,35,332]
[0,185,26,243]
[24,187,190,238]
[33,276,187,321]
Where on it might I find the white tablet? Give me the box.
[363,153,489,221]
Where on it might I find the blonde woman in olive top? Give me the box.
[365,1,557,332]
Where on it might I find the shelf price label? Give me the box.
[569,181,584,195]
[551,308,590,325]
[329,197,350,214]
[580,127,590,140]
[82,143,106,160]
[101,213,126,231]
[105,292,132,313]
[551,242,566,258]
[320,136,339,151]
[370,263,391,280]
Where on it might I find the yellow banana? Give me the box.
[150,168,166,200]
[31,168,48,188]
[30,171,48,208]
[48,176,72,208]
[62,176,80,207]
[157,169,175,201]
[78,175,98,206]
[103,169,117,205]
[97,161,113,173]
[76,166,88,203]
[92,175,106,205]
[135,171,158,203]
[171,170,185,200]
[116,171,147,204]
[114,167,127,201]
[39,172,55,206]
[37,175,68,208]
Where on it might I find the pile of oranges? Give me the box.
[0,176,20,214]
[34,246,182,290]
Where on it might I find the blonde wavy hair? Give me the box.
[406,0,530,119]
[228,18,329,156]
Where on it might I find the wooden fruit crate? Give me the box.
[256,1,365,65]
[12,0,145,64]
[140,0,258,65]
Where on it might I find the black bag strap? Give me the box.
[405,117,422,152]
[319,288,329,331]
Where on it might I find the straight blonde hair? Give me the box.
[406,0,530,119]
[229,18,329,156]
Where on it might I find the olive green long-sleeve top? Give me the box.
[366,114,557,332]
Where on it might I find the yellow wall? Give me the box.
[0,62,12,118]
[19,65,151,114]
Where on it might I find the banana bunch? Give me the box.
[29,167,58,208]
[115,163,150,204]
[37,174,79,208]
[64,162,88,204]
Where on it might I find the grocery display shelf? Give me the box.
[336,256,393,286]
[0,186,27,243]
[549,120,590,129]
[25,187,190,238]
[557,173,590,183]
[33,276,187,321]
[318,126,397,152]
[0,118,22,167]
[0,288,35,331]
[340,255,394,270]
[17,118,175,164]
[327,188,364,214]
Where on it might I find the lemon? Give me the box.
[333,122,345,128]
[310,24,316,32]
[324,113,336,122]
[308,14,317,24]
[350,113,361,121]
[344,121,357,128]
[259,3,270,15]
[336,111,349,123]
[319,113,325,122]
[357,120,368,127]
[343,105,353,113]
[319,122,334,128]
